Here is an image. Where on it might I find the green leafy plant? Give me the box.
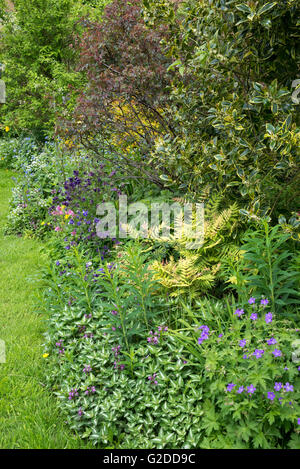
[170,299,300,449]
[223,221,300,316]
[146,195,241,299]
[144,0,300,221]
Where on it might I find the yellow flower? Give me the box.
[229,276,237,285]
[42,353,49,358]
[65,214,70,220]
[5,126,10,132]
[41,221,45,226]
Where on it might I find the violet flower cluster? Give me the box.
[147,326,168,345]
[198,325,210,345]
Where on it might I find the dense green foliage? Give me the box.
[143,0,300,222]
[0,0,110,137]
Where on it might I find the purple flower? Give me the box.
[198,334,209,345]
[265,312,273,324]
[253,349,264,359]
[78,408,83,417]
[148,374,158,385]
[284,382,294,392]
[234,308,244,317]
[246,384,256,394]
[227,383,235,392]
[248,297,256,305]
[243,354,248,359]
[274,382,282,391]
[199,325,210,334]
[261,299,269,306]
[267,392,276,401]
[272,349,282,357]
[250,313,258,321]
[56,261,60,266]
[239,339,247,348]
[236,386,244,394]
[83,365,92,373]
[266,337,277,345]
[68,388,79,400]
[198,325,210,344]
[218,333,223,338]
[297,418,300,425]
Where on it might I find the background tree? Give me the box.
[61,0,180,187]
[0,0,87,137]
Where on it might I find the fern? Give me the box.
[143,193,241,299]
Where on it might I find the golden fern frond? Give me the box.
[151,252,219,295]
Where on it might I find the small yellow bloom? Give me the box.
[5,126,10,132]
[41,221,45,225]
[229,276,237,285]
[65,214,70,220]
[42,353,49,358]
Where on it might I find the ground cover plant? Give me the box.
[0,0,299,450]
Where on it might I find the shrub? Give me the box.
[4,137,82,235]
[61,0,177,187]
[0,0,84,136]
[144,0,300,221]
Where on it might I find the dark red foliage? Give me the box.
[61,0,176,187]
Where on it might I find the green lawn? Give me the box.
[0,169,87,449]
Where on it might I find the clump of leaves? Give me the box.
[144,0,300,220]
[223,221,300,316]
[171,299,300,449]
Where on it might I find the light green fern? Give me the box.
[144,193,242,298]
